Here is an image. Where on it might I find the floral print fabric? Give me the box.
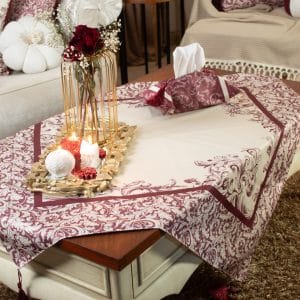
[142,70,240,115]
[0,74,299,280]
[220,0,284,11]
[6,0,58,21]
[165,70,240,114]
[0,0,10,75]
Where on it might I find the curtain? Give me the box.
[124,3,163,66]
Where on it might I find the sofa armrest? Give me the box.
[188,0,226,26]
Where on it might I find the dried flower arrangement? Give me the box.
[56,1,122,52]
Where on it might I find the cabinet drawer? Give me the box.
[132,235,186,297]
[34,247,111,297]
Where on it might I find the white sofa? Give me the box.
[0,67,63,139]
[181,1,300,81]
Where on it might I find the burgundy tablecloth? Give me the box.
[0,73,299,280]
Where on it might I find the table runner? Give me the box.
[0,73,299,280]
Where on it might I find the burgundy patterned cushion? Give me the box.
[284,0,300,17]
[220,0,284,11]
[6,0,58,22]
[0,0,11,75]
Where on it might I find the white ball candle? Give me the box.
[80,138,100,169]
[45,148,75,179]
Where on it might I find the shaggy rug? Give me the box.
[0,171,299,300]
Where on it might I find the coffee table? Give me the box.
[57,67,178,272]
[58,65,300,273]
[1,66,299,300]
[0,66,202,300]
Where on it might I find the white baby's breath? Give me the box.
[101,19,121,53]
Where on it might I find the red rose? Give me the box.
[69,25,104,56]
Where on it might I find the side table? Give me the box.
[119,0,186,83]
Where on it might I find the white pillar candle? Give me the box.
[45,148,75,179]
[80,137,100,169]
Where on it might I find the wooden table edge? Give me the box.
[58,229,163,271]
[56,66,175,271]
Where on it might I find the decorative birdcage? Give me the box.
[61,50,118,144]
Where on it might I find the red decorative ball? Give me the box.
[60,137,81,171]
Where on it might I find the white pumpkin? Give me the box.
[58,0,122,40]
[77,0,123,27]
[0,16,64,74]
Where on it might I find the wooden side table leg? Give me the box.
[166,2,170,65]
[156,3,162,68]
[119,8,128,84]
[141,4,149,74]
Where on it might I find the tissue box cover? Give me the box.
[143,70,240,114]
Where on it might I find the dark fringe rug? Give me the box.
[1,172,299,300]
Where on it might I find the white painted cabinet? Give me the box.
[0,235,202,300]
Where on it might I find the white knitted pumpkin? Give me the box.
[57,0,122,41]
[0,16,64,74]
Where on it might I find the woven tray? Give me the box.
[26,123,136,197]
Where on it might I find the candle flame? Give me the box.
[69,132,78,141]
[88,135,92,144]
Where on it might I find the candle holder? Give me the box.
[61,50,118,144]
[25,123,136,197]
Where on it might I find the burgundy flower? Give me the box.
[63,46,83,62]
[69,25,104,56]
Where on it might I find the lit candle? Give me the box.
[60,132,81,171]
[80,136,100,169]
[45,148,75,179]
[69,132,78,141]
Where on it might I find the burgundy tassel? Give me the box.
[209,285,229,300]
[17,270,29,300]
